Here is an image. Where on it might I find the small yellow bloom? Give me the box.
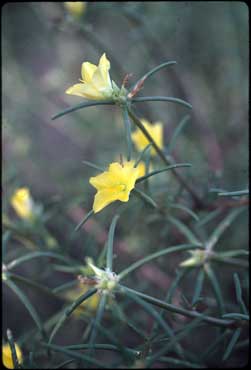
[64,2,86,18]
[66,53,116,100]
[2,343,22,369]
[11,188,34,220]
[63,283,100,316]
[131,119,164,156]
[89,161,140,213]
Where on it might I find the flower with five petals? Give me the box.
[89,161,141,213]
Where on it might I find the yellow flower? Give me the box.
[11,188,34,220]
[2,343,23,369]
[64,2,86,18]
[66,53,116,100]
[89,161,140,213]
[131,119,164,156]
[63,283,100,316]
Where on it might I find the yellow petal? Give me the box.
[2,343,22,369]
[136,162,146,178]
[92,67,112,96]
[65,83,103,100]
[81,62,97,83]
[89,171,115,190]
[92,189,121,213]
[98,53,111,85]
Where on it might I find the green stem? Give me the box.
[122,106,133,161]
[127,107,205,208]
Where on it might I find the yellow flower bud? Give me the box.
[10,188,34,220]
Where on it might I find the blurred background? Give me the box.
[2,2,249,368]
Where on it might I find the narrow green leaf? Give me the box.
[42,342,108,368]
[136,163,192,184]
[82,160,105,171]
[74,209,94,232]
[218,189,249,197]
[206,207,246,252]
[170,203,199,222]
[64,343,137,356]
[165,268,189,304]
[217,250,249,258]
[211,255,249,268]
[118,285,233,328]
[233,273,248,315]
[168,114,190,154]
[134,143,152,168]
[88,294,107,353]
[118,243,203,280]
[123,106,132,161]
[222,328,242,361]
[192,269,205,306]
[52,280,78,294]
[82,314,133,360]
[132,96,192,109]
[199,329,229,361]
[129,61,177,93]
[168,215,201,244]
[52,100,115,120]
[112,302,148,340]
[8,272,58,299]
[2,230,12,258]
[133,187,158,209]
[49,288,97,344]
[6,251,73,270]
[106,214,120,270]
[147,314,207,367]
[124,289,184,358]
[196,208,222,227]
[222,313,249,321]
[205,265,225,315]
[5,279,47,341]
